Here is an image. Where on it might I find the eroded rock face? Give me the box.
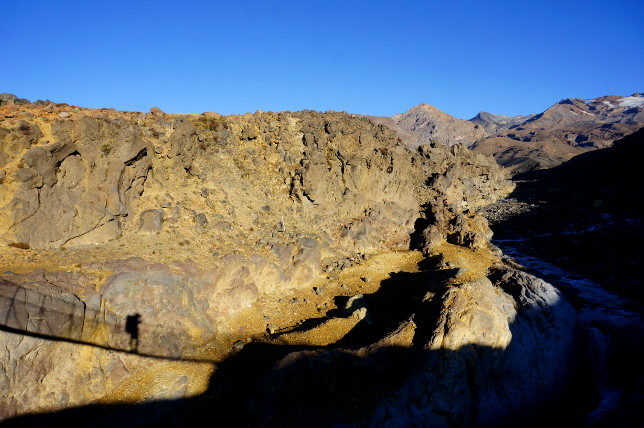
[0,103,512,258]
[1,117,151,248]
[3,99,584,426]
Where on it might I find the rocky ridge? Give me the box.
[0,96,594,426]
[469,111,537,134]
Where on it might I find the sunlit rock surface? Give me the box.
[0,98,591,426]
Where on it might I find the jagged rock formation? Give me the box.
[469,111,536,134]
[0,96,595,426]
[0,101,510,253]
[0,94,30,107]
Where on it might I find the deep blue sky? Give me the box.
[2,1,642,118]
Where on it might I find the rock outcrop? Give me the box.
[0,97,516,420]
[0,101,510,254]
[234,260,580,427]
[373,266,579,427]
[0,96,591,426]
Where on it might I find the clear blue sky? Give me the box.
[2,1,642,118]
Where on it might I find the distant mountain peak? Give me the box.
[469,111,536,133]
[391,103,487,147]
[387,92,643,175]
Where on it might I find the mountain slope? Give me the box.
[390,103,487,148]
[470,93,644,174]
[469,111,536,134]
[387,93,643,175]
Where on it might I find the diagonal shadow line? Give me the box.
[0,323,217,365]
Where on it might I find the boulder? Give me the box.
[139,209,163,234]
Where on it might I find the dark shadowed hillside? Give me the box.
[485,128,644,302]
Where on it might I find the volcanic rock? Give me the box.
[0,97,589,426]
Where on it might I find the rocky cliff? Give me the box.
[0,97,590,426]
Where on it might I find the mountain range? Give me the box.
[1,92,641,175]
[388,93,644,174]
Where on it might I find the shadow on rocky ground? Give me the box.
[1,264,602,428]
[0,339,595,427]
[4,124,644,425]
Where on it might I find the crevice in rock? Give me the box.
[7,188,41,232]
[54,150,80,175]
[124,148,147,166]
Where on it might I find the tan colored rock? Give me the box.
[0,102,516,421]
[138,209,163,234]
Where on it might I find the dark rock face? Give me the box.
[487,128,644,303]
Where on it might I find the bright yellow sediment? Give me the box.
[431,243,497,283]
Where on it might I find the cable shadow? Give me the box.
[0,324,215,364]
[0,279,216,364]
[0,263,603,428]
